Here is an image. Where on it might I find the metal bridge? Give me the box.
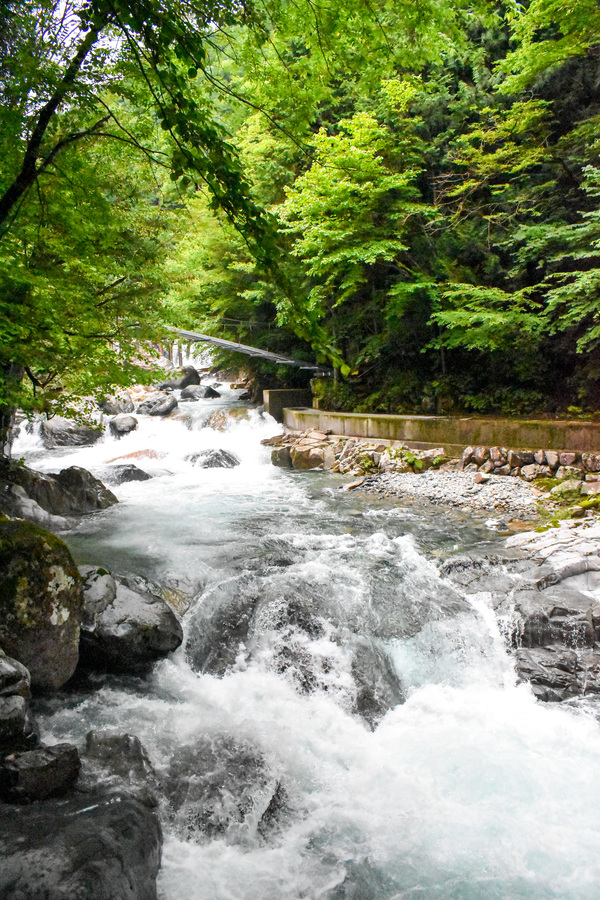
[168,326,333,376]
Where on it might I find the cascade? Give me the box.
[12,386,600,900]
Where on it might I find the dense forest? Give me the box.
[2,0,600,435]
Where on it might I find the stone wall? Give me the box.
[282,408,600,453]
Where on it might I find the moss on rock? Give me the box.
[0,521,83,692]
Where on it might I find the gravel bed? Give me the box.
[360,469,541,520]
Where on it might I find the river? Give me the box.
[13,387,600,900]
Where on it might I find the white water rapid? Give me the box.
[14,389,600,900]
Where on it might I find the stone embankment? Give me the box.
[264,430,600,521]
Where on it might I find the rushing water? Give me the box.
[14,389,600,900]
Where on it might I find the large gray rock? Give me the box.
[136,393,178,417]
[0,650,37,755]
[0,521,84,692]
[0,460,117,520]
[40,416,103,448]
[51,466,118,515]
[158,366,201,391]
[100,395,135,415]
[0,743,80,802]
[79,580,183,673]
[164,736,286,843]
[109,414,138,439]
[0,788,162,899]
[187,449,240,469]
[181,384,220,400]
[107,464,151,485]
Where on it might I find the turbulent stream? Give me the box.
[13,387,600,900]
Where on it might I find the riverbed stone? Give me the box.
[79,580,183,673]
[0,460,117,520]
[159,366,201,390]
[0,788,162,899]
[51,466,118,514]
[108,463,152,484]
[0,520,84,692]
[181,384,220,400]
[100,394,135,416]
[109,414,138,439]
[40,416,104,448]
[164,736,285,843]
[559,451,579,467]
[0,743,80,802]
[136,393,178,416]
[291,445,325,469]
[271,446,293,467]
[187,449,241,468]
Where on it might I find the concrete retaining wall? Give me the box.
[263,390,313,423]
[282,408,600,453]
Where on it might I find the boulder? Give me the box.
[40,416,103,448]
[0,743,80,803]
[158,365,201,390]
[549,479,582,497]
[0,788,162,899]
[79,580,183,674]
[0,460,117,519]
[555,465,582,480]
[136,393,178,416]
[84,731,155,785]
[206,408,251,431]
[79,566,118,631]
[99,395,134,415]
[187,449,240,468]
[0,521,84,692]
[164,736,285,843]
[291,445,324,469]
[582,452,600,473]
[51,467,118,515]
[271,446,293,468]
[108,464,152,485]
[559,451,580,467]
[545,450,560,469]
[180,384,220,400]
[108,414,138,439]
[0,650,37,755]
[350,639,404,728]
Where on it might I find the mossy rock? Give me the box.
[0,521,83,692]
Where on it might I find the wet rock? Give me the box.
[109,414,138,438]
[136,392,178,416]
[0,521,84,692]
[186,588,258,675]
[51,466,118,515]
[164,736,285,843]
[85,731,155,785]
[206,408,252,431]
[291,445,324,469]
[0,743,80,802]
[181,384,220,400]
[108,463,152,484]
[0,460,117,520]
[0,651,36,755]
[351,639,404,728]
[187,449,240,468]
[0,788,162,899]
[79,566,118,630]
[271,446,293,467]
[40,416,103,448]
[515,646,581,701]
[79,580,183,673]
[100,394,134,416]
[158,365,201,390]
